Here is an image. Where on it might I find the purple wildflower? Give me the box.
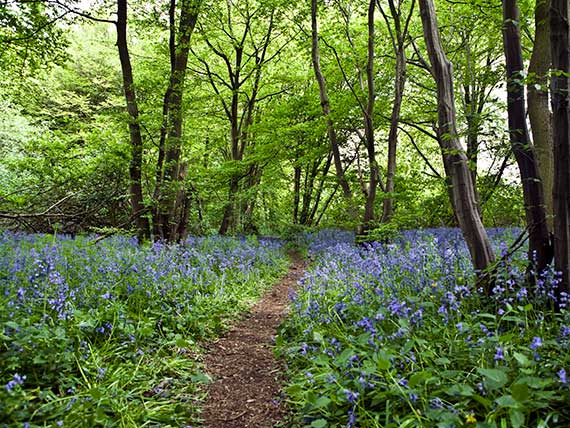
[558,368,567,385]
[494,347,504,361]
[530,336,543,350]
[5,373,26,392]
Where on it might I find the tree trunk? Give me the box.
[300,160,318,225]
[381,6,407,223]
[219,176,239,235]
[528,0,554,231]
[116,0,150,242]
[293,165,301,224]
[361,0,379,235]
[550,0,570,297]
[152,0,177,238]
[419,0,496,290]
[158,0,201,241]
[502,0,552,276]
[311,0,352,201]
[308,153,333,225]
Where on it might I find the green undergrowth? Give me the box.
[277,229,570,428]
[0,232,288,427]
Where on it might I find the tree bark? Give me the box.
[419,0,496,290]
[550,0,570,297]
[293,165,301,224]
[152,0,177,238]
[116,0,150,242]
[360,0,379,234]
[502,0,552,275]
[528,0,554,231]
[158,0,201,241]
[380,0,412,223]
[311,0,352,201]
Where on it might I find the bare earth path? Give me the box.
[201,253,305,428]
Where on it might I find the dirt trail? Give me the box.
[200,253,304,428]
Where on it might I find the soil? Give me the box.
[200,253,305,428]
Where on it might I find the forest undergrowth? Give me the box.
[2,229,570,428]
[277,229,570,428]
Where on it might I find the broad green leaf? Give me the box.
[313,396,331,409]
[377,358,391,370]
[511,384,529,402]
[310,419,327,428]
[513,352,531,368]
[477,368,508,389]
[190,372,211,384]
[495,395,519,408]
[286,384,303,396]
[445,384,474,397]
[510,409,525,428]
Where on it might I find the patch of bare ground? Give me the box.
[200,252,304,428]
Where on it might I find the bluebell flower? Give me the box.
[530,336,543,350]
[494,347,504,361]
[344,389,359,405]
[558,368,567,385]
[5,373,26,392]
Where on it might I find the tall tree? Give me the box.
[379,0,415,223]
[502,0,552,276]
[154,0,201,241]
[116,0,151,241]
[419,0,496,290]
[192,1,282,235]
[360,0,379,233]
[311,0,353,204]
[528,0,554,231]
[550,0,570,297]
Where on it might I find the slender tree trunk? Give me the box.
[550,0,570,297]
[528,0,554,231]
[463,82,482,214]
[300,160,319,225]
[419,0,496,290]
[361,0,379,235]
[219,176,239,235]
[293,165,301,224]
[158,0,201,241]
[382,35,406,223]
[308,153,333,225]
[152,0,177,238]
[502,0,552,275]
[116,0,150,242]
[311,0,352,201]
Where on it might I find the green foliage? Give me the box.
[0,232,288,427]
[278,229,570,428]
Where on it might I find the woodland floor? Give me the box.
[200,253,305,428]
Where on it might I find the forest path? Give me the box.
[200,252,305,428]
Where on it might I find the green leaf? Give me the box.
[310,419,327,428]
[510,409,525,428]
[445,384,474,397]
[377,358,391,370]
[286,384,303,396]
[313,331,324,344]
[190,372,211,384]
[513,352,531,367]
[511,383,529,402]
[409,371,431,387]
[477,368,508,390]
[313,396,331,409]
[495,395,519,408]
[336,348,353,365]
